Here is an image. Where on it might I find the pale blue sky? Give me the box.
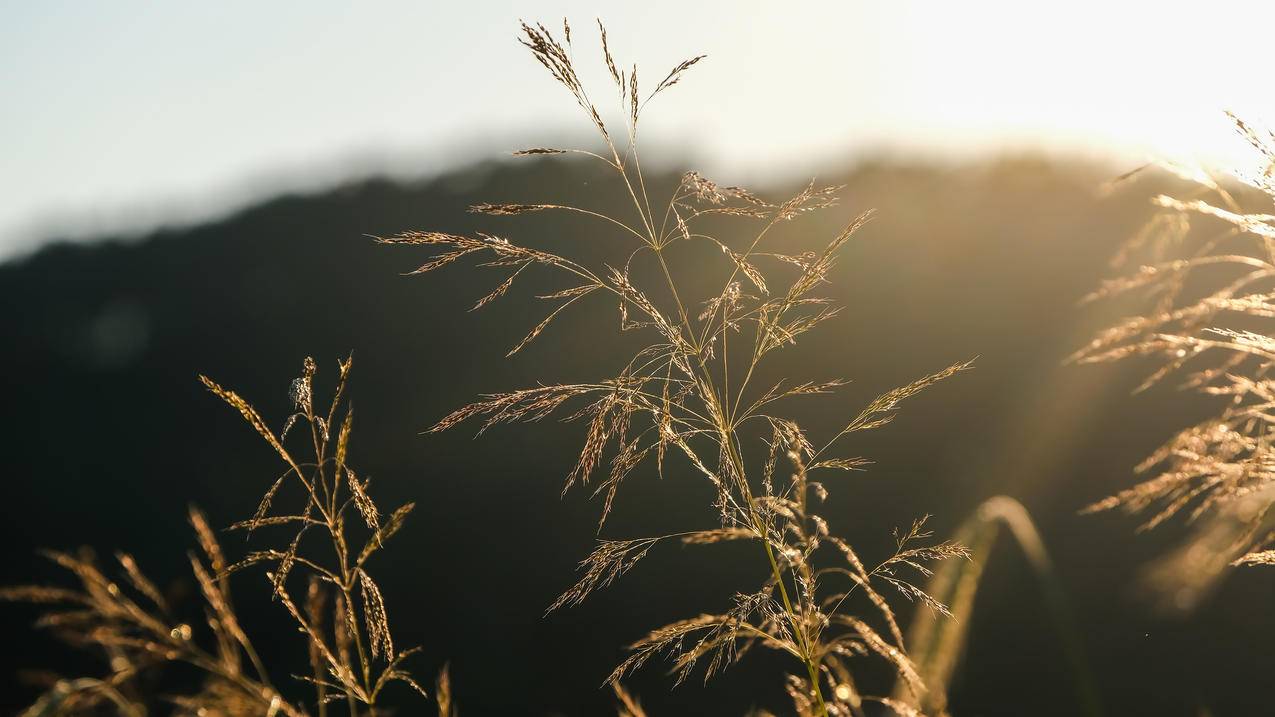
[3,1,1273,259]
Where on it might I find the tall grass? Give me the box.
[1074,114,1275,608]
[383,19,971,715]
[4,18,987,717]
[2,357,429,716]
[898,497,1100,716]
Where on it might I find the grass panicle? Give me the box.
[2,357,434,716]
[386,19,972,716]
[1075,113,1275,609]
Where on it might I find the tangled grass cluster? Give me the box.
[1074,114,1275,607]
[2,358,431,716]
[381,20,971,716]
[4,17,1000,717]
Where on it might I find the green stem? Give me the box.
[726,439,828,715]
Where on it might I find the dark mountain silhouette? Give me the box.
[2,156,1270,715]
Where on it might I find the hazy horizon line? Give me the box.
[1,126,1135,267]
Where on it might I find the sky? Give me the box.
[3,0,1275,260]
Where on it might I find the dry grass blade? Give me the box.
[358,502,415,567]
[357,570,393,661]
[612,682,648,717]
[199,375,299,475]
[549,538,660,613]
[651,54,707,97]
[346,469,381,535]
[434,662,455,716]
[894,497,1100,717]
[115,552,167,613]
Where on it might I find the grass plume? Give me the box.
[3,357,431,715]
[1074,113,1275,608]
[385,18,972,715]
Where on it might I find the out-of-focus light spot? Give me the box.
[83,300,150,369]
